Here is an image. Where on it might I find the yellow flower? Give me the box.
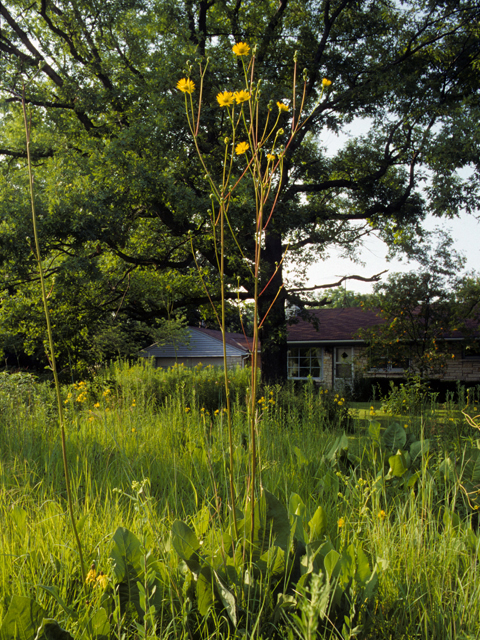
[232,42,250,56]
[176,77,195,94]
[132,428,136,433]
[378,510,386,520]
[266,153,276,161]
[277,101,289,112]
[86,565,97,585]
[322,78,332,86]
[234,90,251,104]
[217,91,234,107]
[96,572,108,589]
[93,402,100,409]
[131,399,136,407]
[235,141,249,155]
[338,517,345,528]
[185,407,190,413]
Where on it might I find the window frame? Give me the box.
[287,345,324,380]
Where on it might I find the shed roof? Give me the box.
[141,327,250,359]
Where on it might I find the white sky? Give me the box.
[304,119,480,294]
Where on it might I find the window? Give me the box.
[463,343,480,359]
[288,346,323,379]
[369,349,409,372]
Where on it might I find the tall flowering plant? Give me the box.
[177,43,331,538]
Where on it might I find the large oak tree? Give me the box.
[0,0,479,380]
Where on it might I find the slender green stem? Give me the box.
[22,91,86,585]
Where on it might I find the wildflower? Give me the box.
[277,101,289,112]
[338,517,345,528]
[132,428,136,433]
[378,510,386,520]
[258,396,265,404]
[131,399,136,407]
[96,571,108,589]
[234,89,251,104]
[103,389,111,397]
[214,409,219,415]
[64,392,72,404]
[93,402,100,409]
[217,91,234,107]
[322,78,332,86]
[176,78,195,94]
[235,141,249,155]
[86,564,97,585]
[404,424,408,429]
[266,153,276,161]
[232,42,250,56]
[185,407,190,413]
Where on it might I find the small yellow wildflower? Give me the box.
[266,153,276,161]
[214,409,219,415]
[96,571,108,589]
[277,101,289,112]
[258,396,265,404]
[93,402,100,409]
[235,141,249,155]
[86,565,97,585]
[378,510,387,520]
[322,78,332,86]
[338,517,345,528]
[103,389,111,397]
[234,89,251,104]
[217,91,234,107]
[176,77,195,94]
[132,428,136,433]
[131,399,136,407]
[185,407,190,413]
[232,42,250,56]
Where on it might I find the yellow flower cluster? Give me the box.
[338,517,345,528]
[333,393,345,406]
[85,565,109,589]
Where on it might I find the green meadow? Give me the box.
[1,362,480,640]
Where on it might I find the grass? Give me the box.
[0,364,479,639]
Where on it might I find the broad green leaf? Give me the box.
[109,527,143,616]
[388,452,408,477]
[36,618,74,640]
[339,545,355,586]
[91,608,109,639]
[171,520,201,572]
[409,439,430,462]
[327,434,349,461]
[0,595,44,640]
[324,549,340,582]
[213,570,237,626]
[264,490,290,552]
[289,493,306,544]
[258,545,286,579]
[368,421,381,441]
[293,446,308,466]
[196,566,214,616]
[382,423,407,451]
[354,545,371,585]
[308,505,327,540]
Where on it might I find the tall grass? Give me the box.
[0,365,480,638]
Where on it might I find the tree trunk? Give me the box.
[259,228,288,384]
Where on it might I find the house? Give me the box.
[287,307,480,390]
[140,326,255,369]
[140,309,480,389]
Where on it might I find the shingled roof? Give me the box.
[287,308,384,342]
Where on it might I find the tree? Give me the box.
[0,0,479,381]
[362,231,472,378]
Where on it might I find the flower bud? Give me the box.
[224,137,230,145]
[277,128,284,136]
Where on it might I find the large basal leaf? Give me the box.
[382,423,407,451]
[289,493,306,544]
[263,490,290,552]
[109,527,143,616]
[308,505,327,541]
[323,549,340,582]
[0,595,45,640]
[90,608,109,640]
[258,545,286,580]
[37,619,74,640]
[388,452,408,478]
[196,566,215,616]
[354,545,371,585]
[213,570,237,627]
[409,439,430,463]
[327,433,349,461]
[171,520,201,572]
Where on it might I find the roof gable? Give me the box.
[287,308,384,342]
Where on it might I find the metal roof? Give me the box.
[140,327,249,358]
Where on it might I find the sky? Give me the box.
[302,119,480,295]
[305,212,480,295]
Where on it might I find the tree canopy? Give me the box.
[0,0,479,379]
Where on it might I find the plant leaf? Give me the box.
[171,520,201,572]
[0,595,45,640]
